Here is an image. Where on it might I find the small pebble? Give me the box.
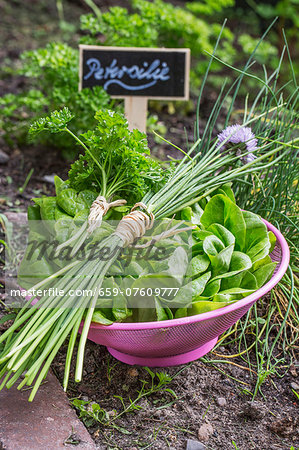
[290,382,299,390]
[42,174,56,184]
[289,364,297,377]
[186,439,206,450]
[197,423,213,442]
[216,397,227,407]
[0,150,9,164]
[87,401,97,412]
[153,409,165,420]
[241,401,266,420]
[127,367,139,378]
[81,396,89,402]
[269,417,296,436]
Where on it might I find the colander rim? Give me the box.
[89,218,289,331]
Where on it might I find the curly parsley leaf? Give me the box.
[29,107,74,138]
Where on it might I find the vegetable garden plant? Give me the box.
[0,0,279,157]
[0,29,298,402]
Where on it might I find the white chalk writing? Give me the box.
[84,58,170,91]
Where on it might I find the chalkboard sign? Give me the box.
[79,45,190,100]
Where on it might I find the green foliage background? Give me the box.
[0,0,293,158]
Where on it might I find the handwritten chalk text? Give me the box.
[84,58,170,91]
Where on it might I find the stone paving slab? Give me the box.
[0,371,96,449]
[1,212,96,449]
[3,212,27,226]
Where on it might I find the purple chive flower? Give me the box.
[217,124,258,164]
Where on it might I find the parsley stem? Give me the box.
[64,127,107,196]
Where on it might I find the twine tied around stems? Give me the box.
[88,195,127,233]
[114,203,195,247]
[114,202,155,247]
[133,219,195,248]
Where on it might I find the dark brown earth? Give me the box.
[51,340,299,450]
[0,2,298,450]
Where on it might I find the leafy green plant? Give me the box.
[29,107,165,201]
[0,0,237,153]
[80,0,235,87]
[72,366,177,430]
[72,398,110,428]
[186,0,234,16]
[0,43,113,158]
[178,191,275,312]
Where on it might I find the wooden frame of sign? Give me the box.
[79,45,190,132]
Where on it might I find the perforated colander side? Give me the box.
[87,303,255,357]
[87,219,289,359]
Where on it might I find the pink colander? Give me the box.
[85,219,289,367]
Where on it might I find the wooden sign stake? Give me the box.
[124,97,148,133]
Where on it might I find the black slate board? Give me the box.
[79,45,190,99]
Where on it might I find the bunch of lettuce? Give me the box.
[89,187,277,324]
[180,192,277,316]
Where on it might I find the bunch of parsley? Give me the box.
[30,107,167,205]
[69,110,166,203]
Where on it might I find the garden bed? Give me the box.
[0,224,298,449]
[0,1,298,449]
[1,295,298,449]
[51,337,298,449]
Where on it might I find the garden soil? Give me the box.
[51,336,299,450]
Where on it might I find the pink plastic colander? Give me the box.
[85,219,289,367]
